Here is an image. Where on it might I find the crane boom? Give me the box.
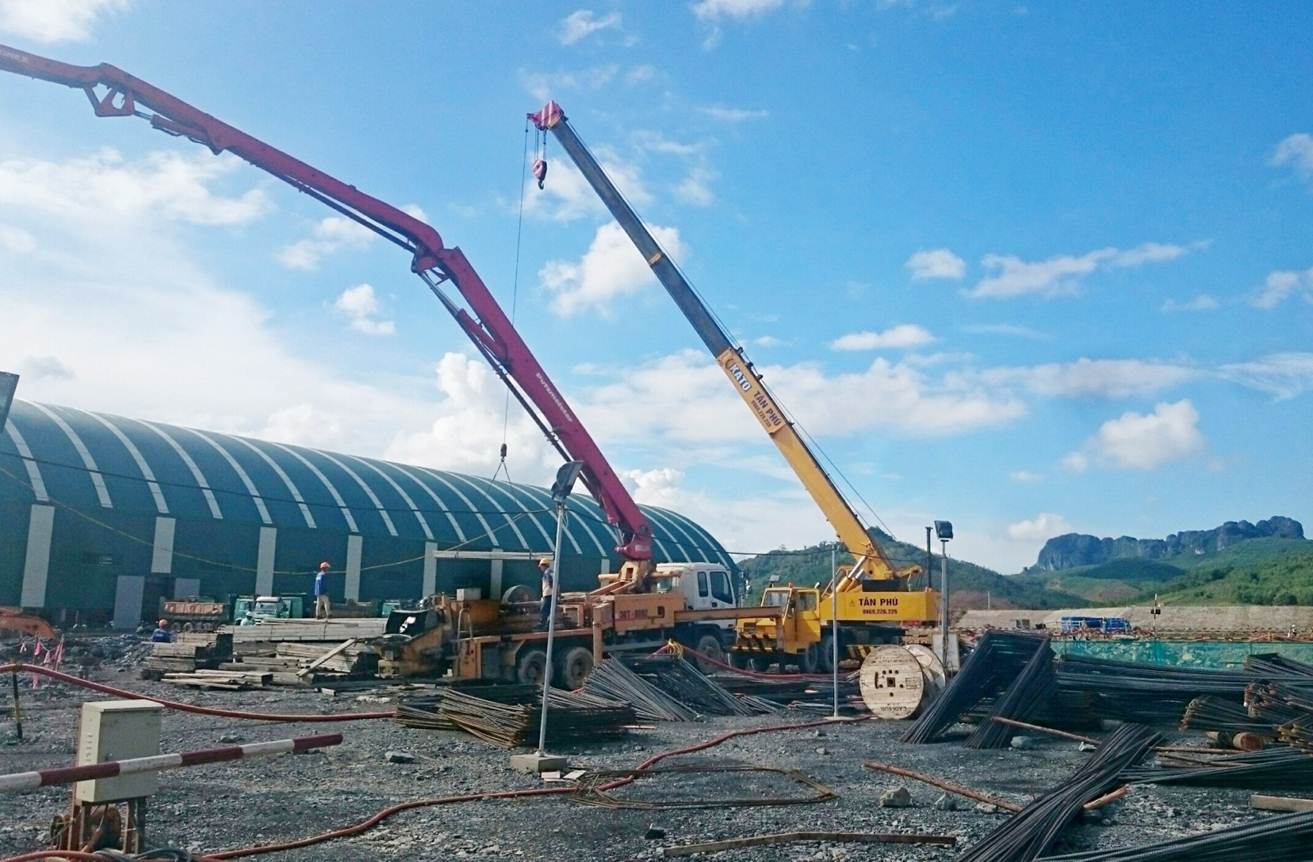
[531,101,915,582]
[0,45,653,561]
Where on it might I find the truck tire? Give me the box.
[819,633,837,674]
[556,645,595,690]
[797,643,821,674]
[740,653,772,673]
[514,646,548,686]
[693,632,726,672]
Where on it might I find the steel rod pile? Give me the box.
[966,636,1058,749]
[1121,746,1313,791]
[957,723,1161,862]
[396,685,635,747]
[902,631,1051,744]
[1180,695,1276,736]
[1245,653,1313,677]
[626,656,764,717]
[581,659,700,722]
[1036,811,1313,861]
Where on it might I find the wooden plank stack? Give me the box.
[161,669,273,690]
[142,632,233,677]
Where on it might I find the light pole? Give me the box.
[830,544,839,719]
[934,520,953,667]
[513,460,584,775]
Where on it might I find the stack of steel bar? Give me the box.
[902,631,1050,744]
[966,636,1058,749]
[711,672,859,713]
[957,723,1161,862]
[1180,694,1280,739]
[1054,655,1285,723]
[626,655,765,717]
[1036,811,1313,861]
[581,659,700,722]
[1245,653,1313,677]
[396,686,635,747]
[1120,746,1313,791]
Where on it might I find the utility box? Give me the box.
[75,700,163,803]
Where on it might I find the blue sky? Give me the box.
[0,0,1309,572]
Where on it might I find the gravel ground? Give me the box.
[0,650,1273,862]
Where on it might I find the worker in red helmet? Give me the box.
[314,561,332,620]
[150,618,173,643]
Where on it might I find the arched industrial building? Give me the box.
[0,400,733,627]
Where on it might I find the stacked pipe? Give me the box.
[1036,811,1313,861]
[1120,746,1313,791]
[581,659,700,722]
[966,636,1058,749]
[902,631,1050,744]
[957,723,1161,862]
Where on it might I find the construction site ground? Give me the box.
[0,661,1269,861]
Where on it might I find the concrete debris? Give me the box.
[644,826,666,840]
[218,732,244,744]
[1079,741,1098,752]
[879,787,912,808]
[975,802,1000,814]
[934,793,960,811]
[384,750,417,764]
[1009,736,1034,750]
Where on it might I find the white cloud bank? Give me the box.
[539,221,684,316]
[1007,513,1074,542]
[1252,267,1313,309]
[0,0,129,43]
[1065,400,1205,471]
[830,324,935,351]
[967,241,1203,299]
[332,284,395,336]
[556,9,622,44]
[905,248,966,281]
[1272,133,1313,187]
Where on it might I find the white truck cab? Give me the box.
[652,562,739,630]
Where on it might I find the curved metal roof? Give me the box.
[0,400,731,568]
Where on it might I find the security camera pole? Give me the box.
[514,460,585,775]
[934,520,954,666]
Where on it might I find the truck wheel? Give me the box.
[693,632,726,671]
[798,643,821,674]
[514,647,549,686]
[744,654,772,673]
[556,645,595,690]
[819,634,837,673]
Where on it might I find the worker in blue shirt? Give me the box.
[314,561,332,619]
[150,619,173,643]
[537,556,555,630]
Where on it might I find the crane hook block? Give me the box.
[532,157,548,189]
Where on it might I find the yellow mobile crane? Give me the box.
[529,102,937,672]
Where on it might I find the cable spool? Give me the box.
[858,645,928,719]
[905,643,948,696]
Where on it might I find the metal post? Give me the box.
[9,672,21,741]
[536,500,567,756]
[925,526,932,593]
[830,544,839,719]
[939,540,950,665]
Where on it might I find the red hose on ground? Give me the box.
[0,663,394,723]
[201,714,869,859]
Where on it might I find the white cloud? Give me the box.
[524,151,650,222]
[519,64,619,102]
[332,283,395,336]
[697,104,770,122]
[539,221,684,316]
[967,241,1202,299]
[691,0,787,20]
[0,0,129,43]
[0,224,35,254]
[556,9,622,44]
[1007,513,1073,542]
[830,324,935,351]
[1272,133,1313,186]
[965,358,1199,399]
[1061,451,1089,473]
[1161,293,1220,313]
[675,166,717,206]
[753,335,785,348]
[905,248,965,281]
[1252,267,1313,309]
[1009,470,1043,483]
[1217,352,1313,401]
[384,353,558,484]
[18,355,75,381]
[961,323,1048,340]
[277,215,375,270]
[1068,400,1205,471]
[578,350,1026,444]
[0,148,269,227]
[625,64,658,85]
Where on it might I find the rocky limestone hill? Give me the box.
[1032,516,1304,572]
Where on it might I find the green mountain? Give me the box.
[736,531,1082,612]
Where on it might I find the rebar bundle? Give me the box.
[396,685,635,748]
[1054,655,1266,723]
[1179,695,1274,735]
[1245,652,1313,677]
[1037,811,1313,861]
[626,655,764,717]
[581,658,700,722]
[1120,746,1313,791]
[956,723,1161,862]
[902,631,1051,744]
[966,636,1058,749]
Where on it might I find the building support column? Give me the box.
[20,504,54,609]
[422,542,437,597]
[255,527,277,596]
[150,517,176,575]
[345,535,362,602]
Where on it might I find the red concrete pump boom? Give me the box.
[0,43,653,561]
